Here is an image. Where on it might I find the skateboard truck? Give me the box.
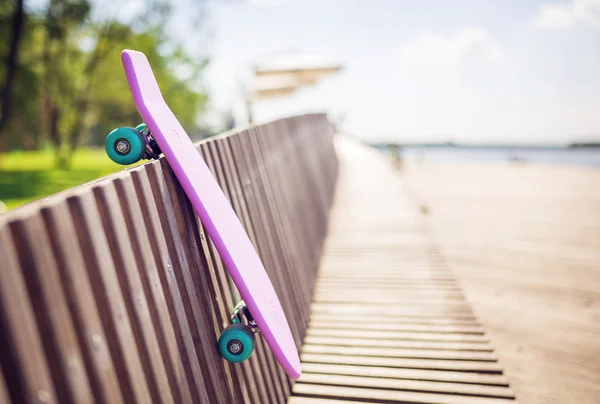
[105,123,162,165]
[218,300,258,363]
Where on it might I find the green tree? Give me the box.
[0,0,209,168]
[0,0,25,137]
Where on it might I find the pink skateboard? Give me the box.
[105,49,301,379]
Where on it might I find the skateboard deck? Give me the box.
[121,49,301,379]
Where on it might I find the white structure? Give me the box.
[246,52,342,120]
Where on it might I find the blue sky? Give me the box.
[194,0,600,144]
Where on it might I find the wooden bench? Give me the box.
[0,114,337,404]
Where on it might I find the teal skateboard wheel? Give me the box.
[105,127,146,165]
[218,323,255,363]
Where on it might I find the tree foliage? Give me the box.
[0,0,209,168]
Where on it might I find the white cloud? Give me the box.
[247,0,284,6]
[400,27,501,66]
[533,4,575,28]
[533,0,600,29]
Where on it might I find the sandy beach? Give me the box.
[400,159,600,403]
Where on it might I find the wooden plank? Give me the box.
[41,203,124,404]
[299,363,510,386]
[67,191,153,403]
[0,226,58,404]
[118,173,195,404]
[132,167,208,403]
[145,163,216,403]
[313,295,469,306]
[152,160,236,404]
[213,134,290,402]
[199,139,271,404]
[248,124,313,327]
[9,214,94,403]
[223,133,294,404]
[308,314,480,326]
[0,367,10,404]
[197,143,267,400]
[302,344,497,362]
[309,320,485,334]
[249,124,310,395]
[316,280,461,289]
[290,397,377,404]
[297,373,515,399]
[310,303,475,318]
[228,132,304,347]
[168,160,256,404]
[316,286,464,296]
[235,130,308,337]
[293,383,516,404]
[308,326,489,343]
[257,123,306,395]
[300,353,504,373]
[259,123,314,299]
[318,269,454,276]
[94,181,174,404]
[304,336,493,351]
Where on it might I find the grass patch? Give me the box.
[0,148,136,211]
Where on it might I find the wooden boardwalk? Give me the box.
[290,137,517,404]
[402,158,600,403]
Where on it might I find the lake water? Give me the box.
[389,146,600,167]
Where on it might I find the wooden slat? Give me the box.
[212,136,290,402]
[148,161,229,403]
[67,191,153,403]
[308,327,490,343]
[310,303,476,318]
[298,373,515,399]
[308,313,480,326]
[94,181,174,404]
[41,203,125,404]
[117,174,195,403]
[309,320,486,334]
[302,345,497,362]
[228,130,305,347]
[315,286,465,297]
[300,353,504,373]
[132,167,207,404]
[9,214,94,403]
[201,138,274,404]
[304,335,493,351]
[0,227,59,404]
[316,280,461,289]
[293,383,516,404]
[290,397,375,404]
[0,367,10,404]
[230,132,296,400]
[299,363,510,386]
